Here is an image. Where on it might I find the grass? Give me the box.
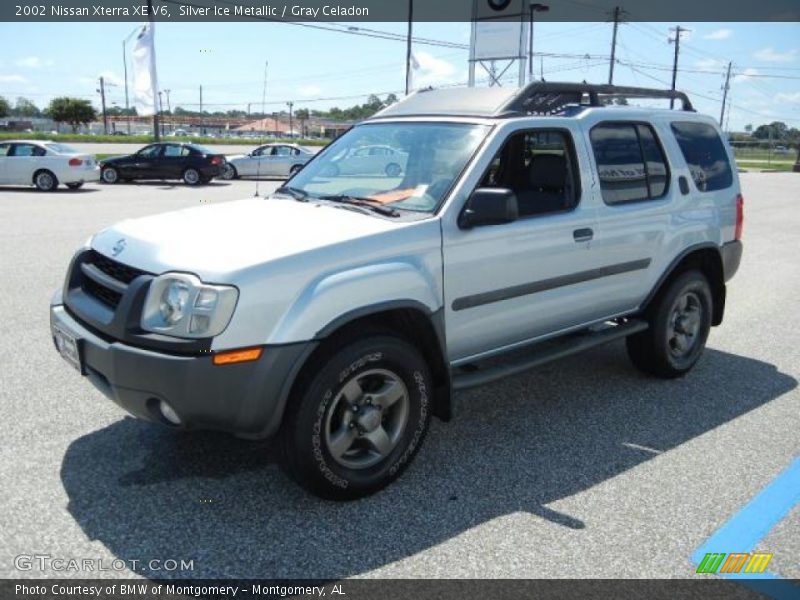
[0,131,329,146]
[737,161,795,172]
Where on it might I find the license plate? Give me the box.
[53,325,82,373]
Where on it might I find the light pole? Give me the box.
[528,3,549,84]
[286,101,294,138]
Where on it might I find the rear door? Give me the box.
[582,120,675,314]
[160,143,187,178]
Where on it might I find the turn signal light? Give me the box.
[212,347,263,365]
[68,158,83,166]
[210,156,224,166]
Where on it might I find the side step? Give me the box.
[452,319,648,391]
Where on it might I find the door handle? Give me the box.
[573,228,594,242]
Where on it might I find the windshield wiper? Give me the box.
[319,194,400,217]
[275,185,309,202]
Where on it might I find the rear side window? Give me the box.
[670,121,733,192]
[590,122,669,205]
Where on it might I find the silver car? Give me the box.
[325,144,408,177]
[221,143,314,179]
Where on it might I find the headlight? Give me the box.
[141,273,238,339]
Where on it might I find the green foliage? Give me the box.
[0,131,328,146]
[46,97,97,133]
[0,96,9,119]
[13,97,41,118]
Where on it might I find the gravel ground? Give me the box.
[0,173,797,581]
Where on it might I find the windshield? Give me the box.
[45,142,80,155]
[285,122,490,213]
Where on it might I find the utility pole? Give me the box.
[158,91,165,136]
[147,0,159,141]
[122,39,130,134]
[405,0,413,95]
[199,84,204,134]
[669,26,689,109]
[719,61,732,128]
[163,88,171,134]
[98,76,108,135]
[608,6,624,85]
[528,3,550,84]
[287,101,294,138]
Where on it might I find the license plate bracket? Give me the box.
[53,324,83,374]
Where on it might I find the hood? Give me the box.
[91,197,403,280]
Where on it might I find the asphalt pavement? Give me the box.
[0,174,797,581]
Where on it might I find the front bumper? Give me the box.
[50,301,316,438]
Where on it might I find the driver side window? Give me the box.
[139,145,161,158]
[480,129,581,218]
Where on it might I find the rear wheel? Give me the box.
[279,334,432,500]
[183,168,201,185]
[33,170,58,191]
[66,182,83,190]
[626,270,713,378]
[289,164,302,177]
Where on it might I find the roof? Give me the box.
[370,82,695,120]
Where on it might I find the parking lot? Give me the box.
[0,173,797,581]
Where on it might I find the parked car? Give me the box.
[0,140,99,191]
[51,83,743,499]
[99,142,226,185]
[325,144,408,177]
[221,143,314,179]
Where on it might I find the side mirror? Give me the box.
[459,188,519,229]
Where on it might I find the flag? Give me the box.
[132,22,159,116]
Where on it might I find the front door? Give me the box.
[442,124,606,363]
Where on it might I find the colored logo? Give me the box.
[696,552,773,574]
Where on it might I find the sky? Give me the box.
[0,20,798,131]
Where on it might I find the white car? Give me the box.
[325,144,408,177]
[0,140,100,191]
[221,143,314,179]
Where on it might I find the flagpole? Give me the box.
[148,0,160,141]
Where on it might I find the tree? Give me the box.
[0,96,9,118]
[295,108,310,136]
[46,97,97,133]
[744,123,753,134]
[13,97,40,118]
[753,121,788,140]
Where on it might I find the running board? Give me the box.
[451,319,649,391]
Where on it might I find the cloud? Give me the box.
[15,56,53,69]
[694,58,725,70]
[0,74,27,83]
[733,67,760,83]
[409,51,458,88]
[703,29,732,40]
[296,85,321,97]
[775,91,800,103]
[754,47,798,63]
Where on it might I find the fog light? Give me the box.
[159,400,182,425]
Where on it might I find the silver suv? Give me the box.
[50,83,744,499]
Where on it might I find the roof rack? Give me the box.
[497,82,695,116]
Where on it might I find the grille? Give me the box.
[80,250,147,308]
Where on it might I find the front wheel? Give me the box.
[626,270,713,378]
[220,164,237,180]
[279,334,432,500]
[101,167,119,184]
[183,168,201,185]
[385,162,402,177]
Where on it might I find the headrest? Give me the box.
[528,154,567,190]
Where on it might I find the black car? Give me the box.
[99,143,227,186]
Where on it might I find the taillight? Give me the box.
[735,193,744,241]
[68,158,82,167]
[210,156,223,166]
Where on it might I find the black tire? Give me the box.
[101,167,119,184]
[66,182,83,190]
[279,334,432,500]
[626,269,713,378]
[199,176,212,185]
[183,167,201,186]
[289,164,302,177]
[33,170,58,191]
[385,162,402,177]
[220,164,237,180]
